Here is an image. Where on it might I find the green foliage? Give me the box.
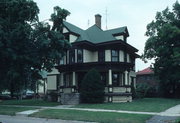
[80,68,105,103]
[143,1,180,98]
[136,83,158,98]
[0,0,70,96]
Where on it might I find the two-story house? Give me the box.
[47,14,139,104]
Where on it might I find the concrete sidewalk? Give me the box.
[2,104,180,123]
[2,104,180,116]
[0,115,96,123]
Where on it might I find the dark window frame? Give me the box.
[100,72,107,86]
[112,72,119,86]
[69,49,75,64]
[111,50,119,62]
[77,49,83,63]
[98,50,105,62]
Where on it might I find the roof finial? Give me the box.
[105,7,108,30]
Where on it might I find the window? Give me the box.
[77,49,83,63]
[112,73,119,86]
[100,73,107,86]
[63,73,72,87]
[98,50,105,62]
[111,50,119,62]
[69,50,75,64]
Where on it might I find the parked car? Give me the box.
[0,94,11,100]
[22,90,35,99]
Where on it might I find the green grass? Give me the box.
[0,106,37,115]
[174,117,180,123]
[0,99,60,106]
[73,98,180,112]
[31,109,152,123]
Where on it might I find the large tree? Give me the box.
[0,0,70,97]
[143,1,180,98]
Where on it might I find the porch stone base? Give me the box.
[60,93,80,105]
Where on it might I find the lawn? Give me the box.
[31,109,152,123]
[73,98,180,112]
[0,99,60,106]
[0,106,37,115]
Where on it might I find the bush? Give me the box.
[80,68,105,103]
[136,83,158,98]
[48,91,58,102]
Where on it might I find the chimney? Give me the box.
[95,14,102,29]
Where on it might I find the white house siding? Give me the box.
[83,49,92,63]
[127,53,130,63]
[47,75,57,90]
[47,68,59,90]
[92,51,98,62]
[115,35,124,41]
[119,50,124,62]
[105,50,111,62]
[63,27,69,33]
[69,34,78,43]
[83,50,98,63]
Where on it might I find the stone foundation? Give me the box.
[60,93,80,105]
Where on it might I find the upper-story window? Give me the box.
[77,49,83,63]
[111,50,119,62]
[98,50,105,62]
[69,50,75,64]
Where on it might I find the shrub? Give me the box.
[136,83,158,98]
[80,68,104,103]
[136,83,150,98]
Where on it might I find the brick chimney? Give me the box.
[95,14,102,29]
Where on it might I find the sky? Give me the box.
[34,0,177,71]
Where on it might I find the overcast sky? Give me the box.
[34,0,177,71]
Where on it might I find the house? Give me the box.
[136,66,158,97]
[136,66,157,86]
[47,14,139,104]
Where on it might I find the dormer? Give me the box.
[63,26,79,43]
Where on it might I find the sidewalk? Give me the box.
[2,104,180,123]
[0,115,96,123]
[146,104,180,123]
[2,104,180,116]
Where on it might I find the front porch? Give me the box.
[58,69,135,104]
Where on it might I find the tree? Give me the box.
[142,1,180,98]
[0,0,70,97]
[80,68,105,103]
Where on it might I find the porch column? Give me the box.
[124,71,128,85]
[72,72,76,86]
[108,69,112,85]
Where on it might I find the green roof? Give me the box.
[63,21,128,44]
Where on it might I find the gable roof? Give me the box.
[136,67,154,75]
[63,21,128,43]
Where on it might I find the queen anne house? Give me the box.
[47,14,139,104]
